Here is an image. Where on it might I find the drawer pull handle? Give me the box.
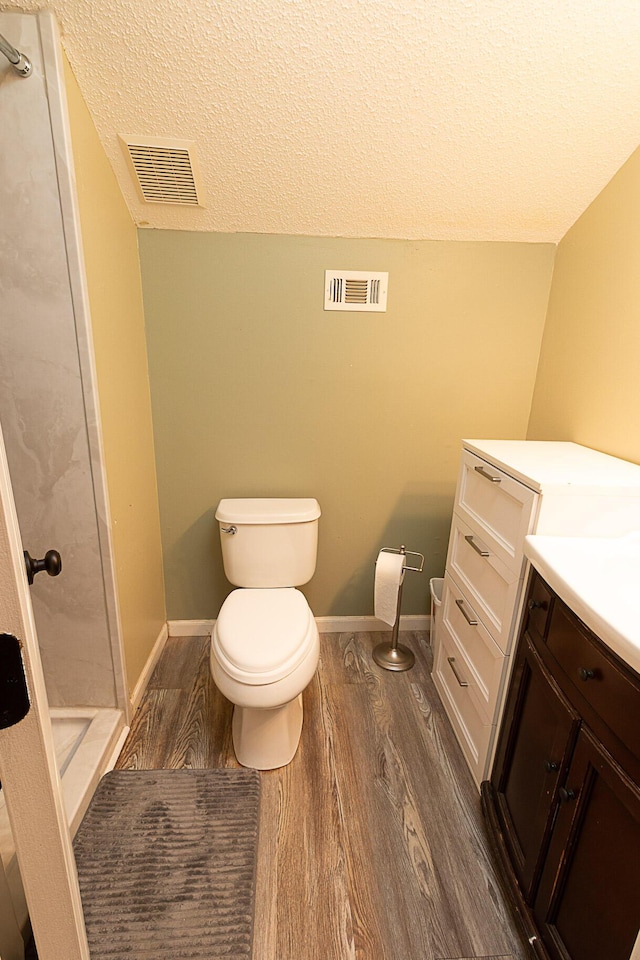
[545,760,559,773]
[447,656,469,688]
[559,787,576,803]
[474,465,502,483]
[578,667,595,682]
[528,598,547,611]
[455,598,478,626]
[464,534,490,557]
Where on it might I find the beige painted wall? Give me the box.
[63,56,166,693]
[528,144,640,466]
[139,231,554,618]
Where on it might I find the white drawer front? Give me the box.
[441,574,507,723]
[446,512,521,653]
[455,449,537,573]
[433,625,493,787]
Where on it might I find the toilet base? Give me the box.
[232,694,303,770]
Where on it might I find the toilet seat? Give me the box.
[213,588,316,685]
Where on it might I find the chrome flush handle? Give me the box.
[220,525,237,535]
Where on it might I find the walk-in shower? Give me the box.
[0,10,129,951]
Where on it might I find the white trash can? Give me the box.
[429,577,444,663]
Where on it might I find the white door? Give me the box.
[0,422,89,960]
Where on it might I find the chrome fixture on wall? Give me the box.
[0,31,31,76]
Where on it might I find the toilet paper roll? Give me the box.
[374,551,405,626]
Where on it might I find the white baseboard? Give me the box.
[129,622,169,713]
[168,615,431,637]
[168,619,215,637]
[316,614,430,633]
[105,725,130,772]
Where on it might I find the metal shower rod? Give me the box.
[0,31,32,77]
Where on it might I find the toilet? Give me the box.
[210,497,321,769]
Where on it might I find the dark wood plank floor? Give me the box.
[116,630,527,960]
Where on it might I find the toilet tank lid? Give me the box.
[215,498,321,524]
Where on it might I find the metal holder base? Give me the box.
[372,642,415,672]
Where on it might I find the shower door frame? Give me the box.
[0,423,90,959]
[0,8,130,724]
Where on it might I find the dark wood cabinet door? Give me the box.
[491,636,579,902]
[534,728,640,960]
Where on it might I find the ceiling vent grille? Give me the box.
[324,271,388,312]
[120,136,203,206]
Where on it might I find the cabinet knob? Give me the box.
[559,787,576,803]
[528,598,547,611]
[545,760,559,773]
[578,667,595,682]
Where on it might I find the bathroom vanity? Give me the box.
[482,545,640,960]
[433,440,640,786]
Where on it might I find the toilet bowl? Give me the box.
[209,497,321,770]
[211,587,320,769]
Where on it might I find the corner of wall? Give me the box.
[526,241,559,439]
[63,52,167,694]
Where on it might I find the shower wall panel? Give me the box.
[0,12,123,709]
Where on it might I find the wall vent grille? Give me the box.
[120,136,203,206]
[324,271,388,312]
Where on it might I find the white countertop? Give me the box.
[524,532,640,676]
[464,440,640,494]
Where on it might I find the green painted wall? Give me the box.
[139,231,554,619]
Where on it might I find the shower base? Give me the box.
[49,707,127,834]
[0,707,127,939]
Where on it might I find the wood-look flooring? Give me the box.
[116,631,528,960]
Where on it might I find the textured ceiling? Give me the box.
[4,0,640,241]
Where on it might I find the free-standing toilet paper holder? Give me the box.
[373,545,424,672]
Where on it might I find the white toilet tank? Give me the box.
[216,498,321,587]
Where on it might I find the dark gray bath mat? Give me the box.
[73,768,260,959]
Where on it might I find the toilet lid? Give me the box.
[214,588,316,684]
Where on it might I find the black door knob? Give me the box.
[23,550,62,586]
[545,760,559,773]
